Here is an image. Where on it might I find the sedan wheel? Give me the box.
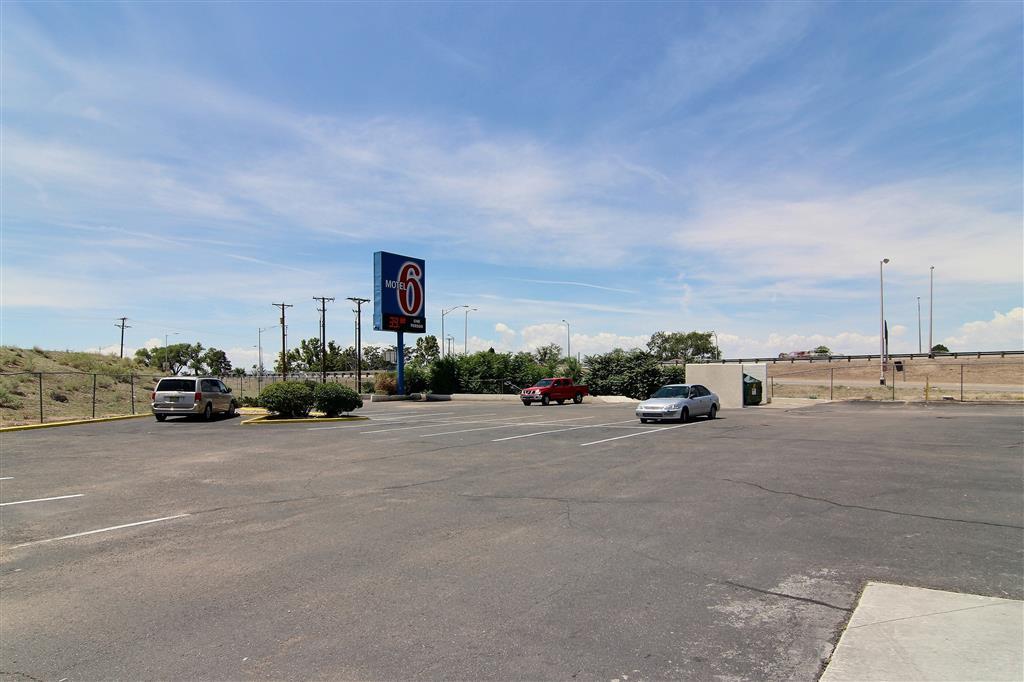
[640,418,649,424]
[708,404,718,420]
[680,408,689,423]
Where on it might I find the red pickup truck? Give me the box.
[520,377,589,406]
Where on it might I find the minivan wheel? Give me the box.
[227,402,237,418]
[203,403,213,421]
[155,414,166,422]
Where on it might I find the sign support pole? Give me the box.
[397,331,405,395]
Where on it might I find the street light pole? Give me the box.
[879,258,889,386]
[464,307,477,355]
[928,265,934,355]
[561,319,570,360]
[441,305,469,357]
[258,326,277,375]
[446,335,455,357]
[916,297,922,354]
[712,330,720,359]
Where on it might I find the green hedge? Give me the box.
[314,383,362,416]
[258,381,314,418]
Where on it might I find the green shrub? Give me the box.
[584,349,667,399]
[258,381,314,418]
[49,390,69,403]
[374,372,397,395]
[661,364,686,385]
[429,356,459,394]
[314,383,362,416]
[403,365,429,394]
[239,395,261,407]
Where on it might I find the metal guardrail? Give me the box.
[669,350,1024,365]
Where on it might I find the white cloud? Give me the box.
[716,331,882,358]
[944,308,1024,351]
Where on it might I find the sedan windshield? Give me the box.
[533,379,553,388]
[652,385,688,399]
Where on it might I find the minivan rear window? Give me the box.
[156,378,197,392]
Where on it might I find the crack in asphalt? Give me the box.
[721,478,1024,530]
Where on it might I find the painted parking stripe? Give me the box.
[579,423,689,446]
[421,416,595,437]
[0,477,12,480]
[10,514,191,549]
[492,420,638,442]
[307,412,459,430]
[357,414,503,434]
[0,493,84,507]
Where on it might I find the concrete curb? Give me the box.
[241,414,369,426]
[0,413,152,432]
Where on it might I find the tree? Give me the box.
[812,345,831,356]
[411,335,441,367]
[135,343,196,375]
[533,343,563,370]
[646,331,720,362]
[202,348,232,375]
[584,349,670,399]
[931,343,950,353]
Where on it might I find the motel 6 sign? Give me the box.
[373,251,426,333]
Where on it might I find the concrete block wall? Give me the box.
[685,363,770,408]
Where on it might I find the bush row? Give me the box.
[258,381,363,418]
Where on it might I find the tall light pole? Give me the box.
[561,319,571,360]
[464,307,477,355]
[258,326,278,375]
[165,332,179,348]
[928,265,935,355]
[916,297,922,354]
[879,258,889,386]
[446,335,455,357]
[441,305,468,357]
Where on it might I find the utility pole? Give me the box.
[464,307,477,355]
[561,319,571,360]
[114,317,131,358]
[347,297,370,393]
[879,258,889,386]
[272,303,293,379]
[314,296,335,384]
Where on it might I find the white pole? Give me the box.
[916,297,922,354]
[880,259,888,385]
[928,265,934,353]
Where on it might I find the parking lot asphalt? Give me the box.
[1,400,1021,680]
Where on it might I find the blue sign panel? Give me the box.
[373,251,426,333]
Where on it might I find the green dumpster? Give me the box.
[743,374,763,406]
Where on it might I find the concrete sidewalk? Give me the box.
[821,582,1023,681]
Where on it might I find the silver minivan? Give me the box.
[151,376,238,421]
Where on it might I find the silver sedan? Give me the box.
[635,384,719,423]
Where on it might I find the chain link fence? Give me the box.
[767,360,1024,402]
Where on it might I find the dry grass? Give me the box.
[0,347,161,426]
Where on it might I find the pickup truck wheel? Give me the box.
[155,414,166,422]
[556,399,564,405]
[573,393,583,404]
[521,400,530,407]
[541,395,550,406]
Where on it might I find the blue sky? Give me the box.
[3,1,1022,368]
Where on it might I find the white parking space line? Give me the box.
[421,416,595,437]
[0,477,13,480]
[492,420,638,442]
[0,493,84,507]
[10,514,192,549]
[307,411,460,430]
[357,413,502,434]
[579,423,689,446]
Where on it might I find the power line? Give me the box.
[313,296,335,384]
[114,317,132,358]
[271,303,294,379]
[347,297,370,393]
